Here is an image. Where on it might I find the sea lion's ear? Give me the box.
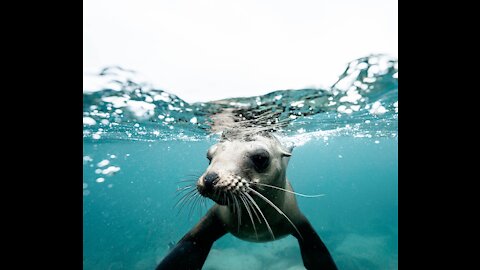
[281,145,294,157]
[220,132,227,141]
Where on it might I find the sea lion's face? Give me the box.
[197,135,291,205]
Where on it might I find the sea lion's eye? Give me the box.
[250,150,270,171]
[206,145,217,165]
[206,153,212,164]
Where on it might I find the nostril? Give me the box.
[204,172,219,189]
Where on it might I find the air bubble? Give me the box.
[97,160,110,167]
[96,177,105,183]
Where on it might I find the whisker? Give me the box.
[176,190,198,216]
[244,192,275,240]
[174,187,194,199]
[176,179,197,184]
[200,196,206,213]
[176,185,193,190]
[243,192,262,224]
[229,193,235,214]
[176,192,197,215]
[202,197,208,212]
[188,194,201,220]
[239,192,258,240]
[232,195,241,233]
[174,189,197,208]
[250,182,325,198]
[183,173,202,177]
[248,188,303,240]
[175,185,193,192]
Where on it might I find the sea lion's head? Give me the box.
[197,132,292,205]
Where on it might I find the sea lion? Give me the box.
[156,131,337,270]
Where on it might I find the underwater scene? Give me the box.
[83,54,398,270]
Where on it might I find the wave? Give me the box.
[83,54,397,142]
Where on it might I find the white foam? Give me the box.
[368,57,379,65]
[363,77,377,83]
[357,62,369,69]
[339,89,362,104]
[290,101,304,107]
[168,104,181,111]
[102,96,130,108]
[369,101,388,115]
[335,70,361,91]
[350,105,361,111]
[279,127,348,147]
[126,100,156,120]
[337,105,347,113]
[144,96,153,103]
[83,117,96,126]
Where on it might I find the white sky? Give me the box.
[83,0,397,103]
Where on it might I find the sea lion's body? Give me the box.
[156,133,337,270]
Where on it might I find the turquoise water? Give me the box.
[83,54,398,270]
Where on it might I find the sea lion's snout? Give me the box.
[203,172,219,190]
[197,170,253,206]
[197,172,220,197]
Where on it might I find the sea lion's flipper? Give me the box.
[293,216,338,270]
[156,208,226,270]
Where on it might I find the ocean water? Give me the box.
[83,54,398,270]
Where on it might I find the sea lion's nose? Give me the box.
[203,172,219,190]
